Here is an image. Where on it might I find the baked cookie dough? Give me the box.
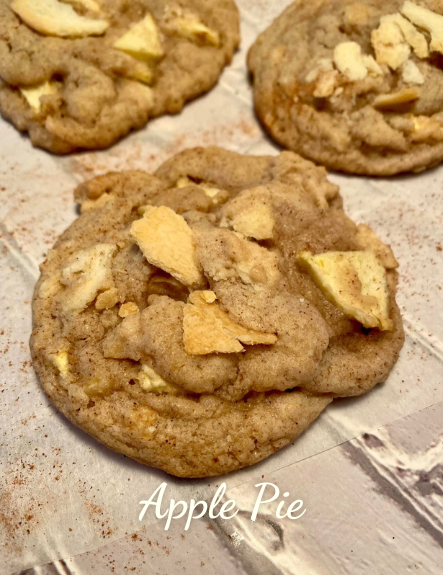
[30,147,404,477]
[0,0,239,153]
[248,0,443,175]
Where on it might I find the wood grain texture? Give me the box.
[18,402,443,575]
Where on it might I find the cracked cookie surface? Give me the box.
[248,0,443,175]
[0,0,239,153]
[30,147,404,477]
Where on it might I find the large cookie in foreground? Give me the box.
[248,0,443,175]
[0,0,239,153]
[31,148,404,477]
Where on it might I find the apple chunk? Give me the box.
[114,13,165,62]
[20,81,58,112]
[11,0,109,37]
[298,251,393,331]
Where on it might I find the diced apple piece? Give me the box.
[60,243,117,313]
[114,13,164,62]
[298,251,393,330]
[20,81,58,112]
[130,206,203,288]
[183,291,277,355]
[11,0,109,37]
[170,18,219,47]
[374,87,420,109]
[401,1,443,55]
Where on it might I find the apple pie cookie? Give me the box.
[0,0,239,153]
[30,148,404,477]
[249,0,443,175]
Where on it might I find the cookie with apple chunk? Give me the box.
[248,0,443,175]
[0,0,239,153]
[30,147,404,478]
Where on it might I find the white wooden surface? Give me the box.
[18,400,443,575]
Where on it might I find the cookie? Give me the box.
[248,0,443,175]
[30,147,404,477]
[0,0,239,153]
